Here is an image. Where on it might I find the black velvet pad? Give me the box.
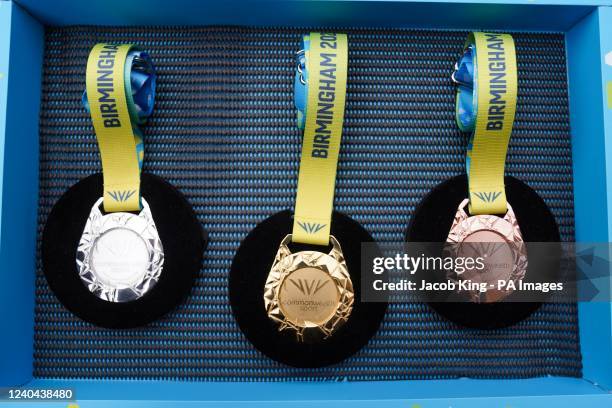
[406,175,561,330]
[42,172,207,329]
[229,210,388,367]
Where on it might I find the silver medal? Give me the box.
[76,197,164,302]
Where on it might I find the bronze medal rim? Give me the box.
[446,199,528,303]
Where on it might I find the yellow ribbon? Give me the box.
[86,44,141,212]
[292,33,348,245]
[468,32,518,215]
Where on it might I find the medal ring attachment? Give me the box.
[264,234,354,342]
[76,197,164,303]
[445,199,527,303]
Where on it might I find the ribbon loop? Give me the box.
[84,44,156,213]
[454,32,518,215]
[294,35,310,130]
[292,33,349,246]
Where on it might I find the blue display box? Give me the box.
[0,0,611,406]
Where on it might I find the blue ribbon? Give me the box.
[452,44,477,132]
[294,35,310,130]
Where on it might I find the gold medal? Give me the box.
[264,235,353,341]
[264,32,350,341]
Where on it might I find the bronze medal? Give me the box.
[445,199,527,303]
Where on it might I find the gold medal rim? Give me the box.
[264,234,354,341]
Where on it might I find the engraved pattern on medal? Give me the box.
[264,235,354,341]
[445,199,527,303]
[77,197,164,302]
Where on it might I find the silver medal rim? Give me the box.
[76,197,165,303]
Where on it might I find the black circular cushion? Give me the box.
[42,172,207,328]
[405,175,561,329]
[229,210,388,367]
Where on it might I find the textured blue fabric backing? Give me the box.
[34,27,581,381]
